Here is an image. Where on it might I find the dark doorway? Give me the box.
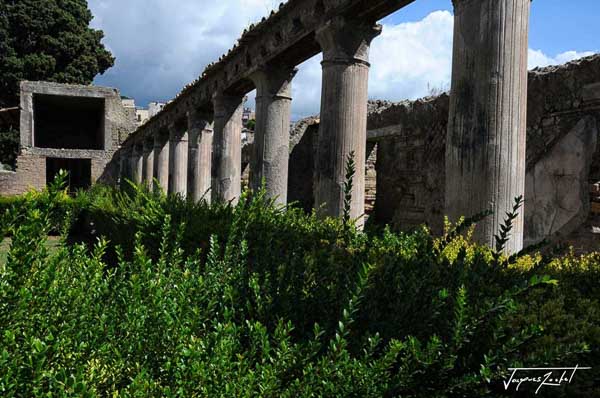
[46,158,92,193]
[34,94,105,149]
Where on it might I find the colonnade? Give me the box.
[121,0,531,252]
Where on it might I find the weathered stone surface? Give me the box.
[188,110,213,203]
[154,130,170,193]
[0,81,136,196]
[250,66,296,204]
[212,93,243,204]
[314,17,381,228]
[142,138,154,188]
[370,95,449,234]
[446,0,531,253]
[130,143,144,184]
[284,55,600,252]
[169,123,189,196]
[524,116,598,246]
[288,120,319,212]
[365,54,600,250]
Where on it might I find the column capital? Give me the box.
[143,134,154,150]
[132,141,144,154]
[120,145,132,156]
[212,92,245,119]
[187,108,214,131]
[168,121,188,142]
[316,16,382,65]
[250,65,298,100]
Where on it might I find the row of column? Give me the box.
[125,109,213,203]
[122,0,531,252]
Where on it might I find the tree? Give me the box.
[0,0,114,107]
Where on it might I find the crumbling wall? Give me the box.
[371,55,600,248]
[288,117,319,212]
[285,55,599,249]
[368,95,448,234]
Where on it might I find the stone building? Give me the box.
[122,98,166,127]
[0,81,136,195]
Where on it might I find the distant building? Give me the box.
[135,108,149,125]
[242,107,255,127]
[135,101,166,126]
[122,97,166,126]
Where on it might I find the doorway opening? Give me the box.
[46,158,92,193]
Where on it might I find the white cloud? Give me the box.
[528,49,596,69]
[292,11,455,119]
[369,10,454,101]
[89,0,278,105]
[89,3,596,119]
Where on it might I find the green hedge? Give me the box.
[0,179,598,397]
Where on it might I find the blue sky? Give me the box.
[380,0,600,55]
[90,0,598,119]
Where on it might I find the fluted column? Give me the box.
[314,17,381,228]
[188,109,213,203]
[153,129,170,193]
[130,143,144,185]
[142,137,154,188]
[446,0,530,253]
[212,93,243,204]
[249,66,297,204]
[169,122,189,196]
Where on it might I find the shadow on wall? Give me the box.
[285,55,600,251]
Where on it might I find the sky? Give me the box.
[89,0,599,121]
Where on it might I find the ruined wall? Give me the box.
[0,82,136,196]
[288,117,319,212]
[284,55,599,249]
[368,96,449,233]
[370,55,600,248]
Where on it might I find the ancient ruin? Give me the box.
[2,0,598,252]
[0,81,136,194]
[115,0,534,252]
[288,55,600,252]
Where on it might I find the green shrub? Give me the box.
[0,178,598,397]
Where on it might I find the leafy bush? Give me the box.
[0,178,598,397]
[1,170,90,236]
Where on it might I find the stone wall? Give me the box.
[370,55,600,248]
[288,117,319,212]
[368,95,449,233]
[0,81,136,196]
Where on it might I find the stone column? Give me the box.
[131,143,144,185]
[169,122,189,196]
[188,109,213,203]
[153,129,170,193]
[142,137,154,188]
[314,17,382,228]
[446,0,530,253]
[249,66,297,205]
[212,93,244,204]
